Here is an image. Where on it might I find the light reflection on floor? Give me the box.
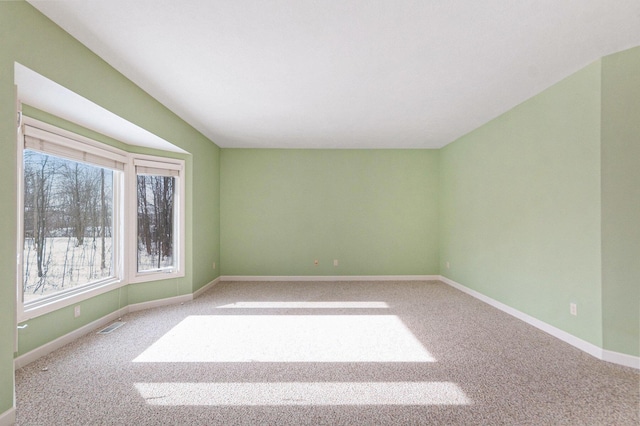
[215,301,389,308]
[135,382,471,406]
[133,315,435,363]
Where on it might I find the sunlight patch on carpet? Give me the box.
[135,382,471,406]
[215,301,389,308]
[133,315,434,362]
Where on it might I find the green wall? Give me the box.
[438,47,639,355]
[221,149,439,276]
[439,61,604,346]
[0,55,18,418]
[601,47,640,356]
[16,288,126,354]
[192,141,221,292]
[1,1,220,416]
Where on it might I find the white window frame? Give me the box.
[17,117,127,322]
[127,155,186,284]
[17,117,186,321]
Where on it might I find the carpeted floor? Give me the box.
[15,280,640,425]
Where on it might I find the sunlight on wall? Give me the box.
[133,315,435,362]
[135,382,471,406]
[215,301,389,308]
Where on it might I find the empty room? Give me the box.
[1,1,639,425]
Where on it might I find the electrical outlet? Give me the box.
[570,303,577,316]
[212,261,216,269]
[446,261,450,269]
[333,259,338,266]
[74,305,81,318]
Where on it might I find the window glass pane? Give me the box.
[137,175,175,272]
[23,149,115,303]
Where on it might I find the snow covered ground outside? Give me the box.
[23,236,173,302]
[22,237,114,302]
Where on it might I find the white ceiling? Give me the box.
[28,0,640,149]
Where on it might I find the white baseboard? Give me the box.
[14,307,127,370]
[15,274,638,372]
[129,277,221,312]
[193,277,221,299]
[13,277,225,370]
[0,407,15,426]
[603,349,640,369]
[127,294,192,313]
[439,275,640,370]
[220,275,440,282]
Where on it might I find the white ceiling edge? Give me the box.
[14,62,187,154]
[26,0,640,150]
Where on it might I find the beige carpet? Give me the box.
[15,280,640,425]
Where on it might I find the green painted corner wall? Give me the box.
[601,46,640,356]
[439,60,604,347]
[0,58,17,416]
[192,143,221,291]
[220,149,439,276]
[1,0,220,415]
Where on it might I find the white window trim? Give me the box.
[17,116,186,322]
[127,155,186,284]
[18,117,127,322]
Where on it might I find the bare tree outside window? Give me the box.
[19,120,184,318]
[136,175,175,272]
[22,150,114,302]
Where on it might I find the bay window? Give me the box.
[18,117,184,320]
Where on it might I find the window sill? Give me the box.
[18,270,185,323]
[19,278,126,323]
